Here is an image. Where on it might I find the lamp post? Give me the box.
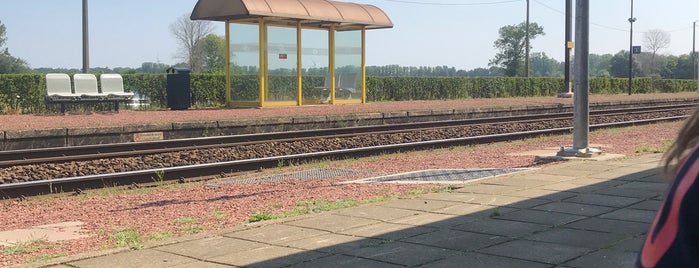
[627,0,635,95]
[82,0,89,73]
[525,0,530,77]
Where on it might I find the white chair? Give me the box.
[73,73,108,99]
[100,74,134,99]
[45,73,80,100]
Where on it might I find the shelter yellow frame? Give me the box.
[191,0,391,108]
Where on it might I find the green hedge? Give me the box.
[0,74,696,114]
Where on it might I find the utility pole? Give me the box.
[560,0,573,97]
[82,0,89,73]
[558,0,600,158]
[525,0,530,77]
[693,21,697,82]
[628,0,636,95]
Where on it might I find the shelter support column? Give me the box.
[329,24,336,104]
[361,26,366,103]
[297,21,303,106]
[259,18,267,106]
[225,21,231,107]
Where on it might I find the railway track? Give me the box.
[0,104,693,198]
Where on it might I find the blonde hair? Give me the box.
[663,107,699,176]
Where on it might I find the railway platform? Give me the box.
[16,153,665,268]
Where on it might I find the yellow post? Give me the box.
[329,24,336,104]
[259,18,267,107]
[297,21,303,106]
[361,26,366,104]
[225,21,231,107]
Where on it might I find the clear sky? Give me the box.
[1,0,698,71]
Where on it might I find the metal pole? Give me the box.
[572,0,590,151]
[693,21,696,82]
[627,0,635,95]
[82,0,89,73]
[525,0,530,77]
[564,0,572,94]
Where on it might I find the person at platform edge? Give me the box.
[637,108,699,267]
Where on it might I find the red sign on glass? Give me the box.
[279,53,287,59]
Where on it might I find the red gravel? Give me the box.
[0,94,688,266]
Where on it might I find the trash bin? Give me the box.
[166,67,191,110]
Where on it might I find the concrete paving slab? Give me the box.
[616,181,669,193]
[563,218,650,235]
[286,254,403,268]
[537,182,601,193]
[451,217,550,238]
[512,172,578,182]
[530,201,616,217]
[598,208,657,224]
[456,183,525,194]
[156,236,267,260]
[167,261,236,268]
[208,245,327,267]
[330,205,421,221]
[609,236,644,252]
[564,249,638,268]
[628,200,662,211]
[592,187,662,199]
[483,177,553,188]
[0,221,91,247]
[434,203,505,216]
[68,249,196,268]
[494,209,586,226]
[418,252,551,268]
[285,213,379,233]
[565,177,627,187]
[400,229,507,251]
[344,241,460,266]
[387,213,463,229]
[379,199,463,212]
[562,193,643,208]
[504,188,578,201]
[338,222,436,241]
[223,224,329,244]
[478,240,590,265]
[524,228,628,249]
[280,233,378,254]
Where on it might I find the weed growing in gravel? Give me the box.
[112,226,143,250]
[635,139,673,154]
[2,239,51,255]
[277,159,285,169]
[248,212,277,223]
[27,253,66,263]
[173,217,200,225]
[209,211,227,220]
[490,207,502,217]
[185,226,205,234]
[152,170,165,185]
[248,199,358,223]
[363,195,399,204]
[148,232,173,241]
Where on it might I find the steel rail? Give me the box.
[0,115,687,198]
[0,104,694,168]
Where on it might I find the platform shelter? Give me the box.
[191,0,393,107]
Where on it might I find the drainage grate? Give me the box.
[208,168,373,187]
[348,169,529,184]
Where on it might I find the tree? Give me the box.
[609,50,639,78]
[643,29,671,74]
[529,52,562,77]
[200,34,226,73]
[170,14,214,73]
[489,22,545,77]
[0,20,31,74]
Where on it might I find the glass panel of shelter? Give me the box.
[227,20,363,106]
[228,22,260,103]
[267,25,298,103]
